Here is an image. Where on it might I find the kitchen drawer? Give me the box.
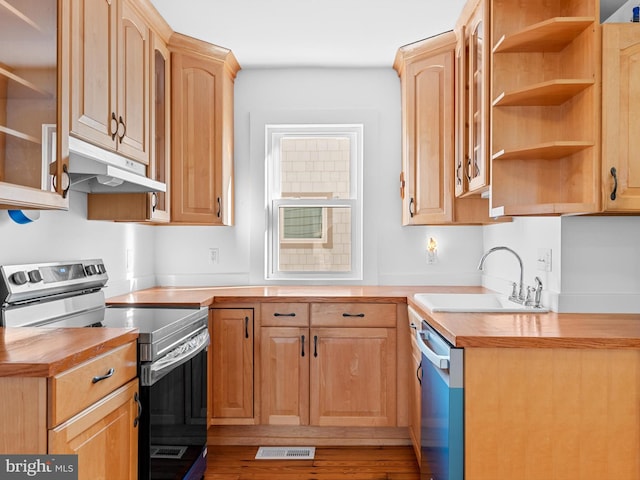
[311,303,396,327]
[261,303,309,327]
[48,341,137,427]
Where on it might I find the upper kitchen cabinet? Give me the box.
[601,23,640,212]
[394,31,500,225]
[489,0,600,216]
[87,3,171,222]
[70,0,149,165]
[0,0,70,210]
[455,0,490,197]
[168,33,239,225]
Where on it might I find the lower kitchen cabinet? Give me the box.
[0,340,139,480]
[210,308,254,423]
[407,312,422,464]
[465,347,640,479]
[260,302,397,428]
[49,379,139,479]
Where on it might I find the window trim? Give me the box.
[265,124,363,281]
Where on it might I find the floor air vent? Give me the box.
[150,445,188,459]
[255,446,316,460]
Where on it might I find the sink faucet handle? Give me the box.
[509,282,518,300]
[534,277,543,307]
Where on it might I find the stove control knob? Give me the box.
[28,270,42,283]
[85,265,97,276]
[96,264,106,274]
[10,271,28,286]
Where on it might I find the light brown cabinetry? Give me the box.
[394,31,497,225]
[0,0,69,210]
[601,23,640,212]
[260,303,310,426]
[168,33,239,225]
[489,0,600,216]
[406,310,422,464]
[0,341,139,479]
[465,347,640,479]
[260,302,397,428]
[210,308,254,424]
[70,0,149,164]
[87,22,171,222]
[455,0,490,196]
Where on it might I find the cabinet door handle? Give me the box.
[133,391,142,428]
[61,164,70,199]
[409,322,417,330]
[92,367,115,384]
[216,197,221,218]
[342,313,365,318]
[274,312,296,317]
[610,167,618,201]
[110,112,118,140]
[409,197,415,218]
[118,116,126,143]
[301,335,305,357]
[466,156,472,182]
[244,316,250,339]
[416,361,422,386]
[151,192,158,212]
[313,335,318,357]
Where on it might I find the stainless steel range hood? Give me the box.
[68,136,166,194]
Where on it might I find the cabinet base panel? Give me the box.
[207,425,411,447]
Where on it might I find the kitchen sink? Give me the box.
[413,293,549,313]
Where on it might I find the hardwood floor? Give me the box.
[204,445,420,479]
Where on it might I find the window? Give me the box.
[266,124,363,280]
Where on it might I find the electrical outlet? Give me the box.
[209,248,219,265]
[537,248,552,272]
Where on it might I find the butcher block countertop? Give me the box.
[107,286,640,349]
[0,327,138,377]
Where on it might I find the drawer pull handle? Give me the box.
[133,392,142,428]
[92,367,115,384]
[274,312,296,317]
[342,313,365,318]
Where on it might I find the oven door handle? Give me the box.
[140,326,210,386]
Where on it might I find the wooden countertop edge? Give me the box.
[0,328,139,378]
[453,336,640,349]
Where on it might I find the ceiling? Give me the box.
[150,0,629,69]
[149,0,467,68]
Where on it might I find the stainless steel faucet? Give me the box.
[477,246,525,302]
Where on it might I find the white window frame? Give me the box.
[265,124,363,281]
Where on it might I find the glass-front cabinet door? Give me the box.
[467,5,489,194]
[0,0,69,210]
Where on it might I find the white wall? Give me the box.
[154,67,485,286]
[0,193,156,298]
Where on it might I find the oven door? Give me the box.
[138,328,209,480]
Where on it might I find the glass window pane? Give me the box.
[280,136,351,199]
[278,206,351,273]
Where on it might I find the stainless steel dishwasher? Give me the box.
[410,306,464,480]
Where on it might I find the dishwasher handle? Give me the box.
[415,329,450,370]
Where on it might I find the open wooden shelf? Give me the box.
[493,79,594,106]
[0,0,44,32]
[491,201,598,217]
[0,66,52,99]
[492,141,593,161]
[493,17,594,53]
[0,124,41,144]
